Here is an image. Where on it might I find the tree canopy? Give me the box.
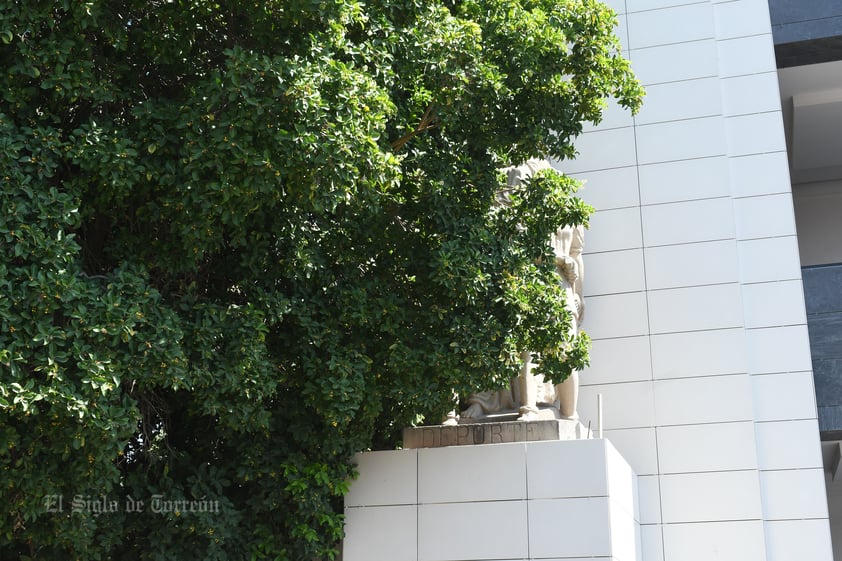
[0,0,641,558]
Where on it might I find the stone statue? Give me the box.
[444,159,585,424]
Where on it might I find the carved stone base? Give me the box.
[403,419,590,449]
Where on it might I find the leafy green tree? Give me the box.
[0,0,641,558]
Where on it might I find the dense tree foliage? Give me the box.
[0,0,641,558]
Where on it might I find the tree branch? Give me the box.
[391,103,437,152]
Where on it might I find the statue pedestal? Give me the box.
[343,438,640,561]
[403,419,590,449]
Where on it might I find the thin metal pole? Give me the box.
[597,393,603,439]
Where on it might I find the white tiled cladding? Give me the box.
[603,428,659,476]
[584,249,646,297]
[662,521,767,561]
[737,236,802,283]
[647,283,743,334]
[745,325,812,374]
[629,40,718,85]
[575,166,640,210]
[627,0,702,13]
[660,471,762,522]
[634,77,721,126]
[527,439,608,499]
[656,421,758,474]
[729,152,791,198]
[752,371,818,422]
[760,469,829,520]
[580,381,655,430]
[640,525,664,561]
[347,439,640,561]
[418,443,525,503]
[717,35,777,78]
[725,112,787,156]
[644,240,739,290]
[650,328,747,379]
[641,197,734,247]
[528,497,612,558]
[626,3,713,50]
[741,280,807,329]
[564,127,637,173]
[419,500,529,561]
[345,448,417,507]
[765,520,835,561]
[587,207,643,253]
[754,420,824,471]
[653,374,754,426]
[638,156,730,205]
[343,505,417,561]
[583,336,652,385]
[721,72,782,117]
[712,0,773,38]
[527,440,639,561]
[585,292,649,340]
[635,116,726,164]
[734,194,798,241]
[636,475,661,525]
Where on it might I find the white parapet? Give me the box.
[344,438,639,561]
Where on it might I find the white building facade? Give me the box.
[568,1,832,559]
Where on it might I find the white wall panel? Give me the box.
[631,40,718,85]
[660,471,762,522]
[418,443,526,503]
[755,420,824,470]
[639,156,730,204]
[721,72,782,117]
[760,469,829,520]
[642,197,734,246]
[636,116,727,164]
[648,283,743,334]
[734,194,798,240]
[585,292,650,339]
[729,152,791,198]
[635,77,722,125]
[745,325,812,374]
[584,249,646,297]
[565,127,637,173]
[651,328,747,379]
[640,524,665,561]
[752,371,818,422]
[644,239,739,290]
[575,166,640,211]
[346,449,417,507]
[738,236,802,283]
[419,501,528,561]
[717,35,777,78]
[741,280,807,328]
[604,427,659,476]
[587,207,643,253]
[344,505,417,561]
[654,374,754,425]
[657,421,758,473]
[713,0,773,38]
[583,336,653,385]
[637,475,661,524]
[765,520,834,561]
[725,113,787,156]
[579,381,656,430]
[663,521,767,561]
[627,3,713,49]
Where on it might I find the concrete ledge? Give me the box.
[403,419,590,449]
